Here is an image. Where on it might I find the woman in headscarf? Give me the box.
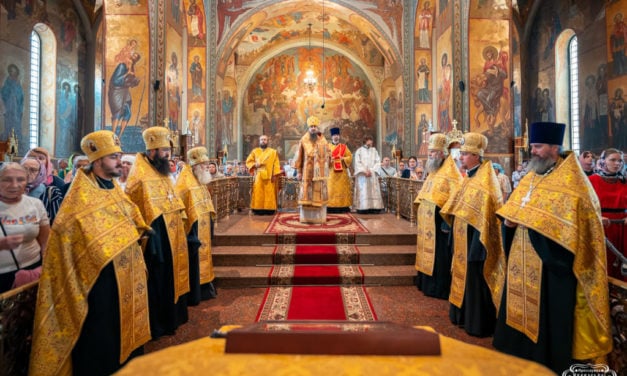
[21,157,64,225]
[589,148,627,281]
[24,147,65,189]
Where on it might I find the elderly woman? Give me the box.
[589,148,627,281]
[25,147,65,189]
[21,158,64,225]
[0,163,50,293]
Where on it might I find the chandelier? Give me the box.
[303,23,317,90]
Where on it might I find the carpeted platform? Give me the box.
[265,213,369,234]
[272,244,361,264]
[256,286,377,321]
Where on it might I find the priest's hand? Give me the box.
[503,219,518,228]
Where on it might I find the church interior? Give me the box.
[1,0,626,374]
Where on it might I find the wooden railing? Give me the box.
[206,176,423,223]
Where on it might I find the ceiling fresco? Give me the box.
[235,10,385,67]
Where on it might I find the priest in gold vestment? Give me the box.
[327,127,352,213]
[493,122,612,374]
[440,132,505,338]
[245,134,282,215]
[414,133,462,299]
[30,130,152,376]
[126,126,190,339]
[175,146,217,305]
[294,116,329,223]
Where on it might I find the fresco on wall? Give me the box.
[188,47,205,102]
[168,0,184,28]
[417,1,433,49]
[528,4,561,69]
[104,15,150,152]
[217,83,236,149]
[436,0,452,34]
[0,42,28,153]
[468,18,511,154]
[241,47,375,160]
[435,27,452,133]
[187,102,205,146]
[469,0,510,19]
[184,0,206,47]
[217,0,254,45]
[607,0,627,150]
[106,0,147,15]
[166,26,182,133]
[415,105,432,157]
[55,64,78,158]
[512,27,522,138]
[415,51,431,105]
[235,12,385,68]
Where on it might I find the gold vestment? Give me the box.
[245,147,281,210]
[30,170,152,376]
[327,143,353,208]
[175,165,217,284]
[414,155,462,275]
[440,161,505,310]
[496,152,612,360]
[294,132,329,223]
[125,153,190,301]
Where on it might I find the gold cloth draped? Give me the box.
[116,326,555,375]
[29,170,152,376]
[126,153,190,301]
[175,165,217,284]
[496,152,612,360]
[414,156,462,275]
[245,147,281,210]
[327,143,353,208]
[440,161,505,311]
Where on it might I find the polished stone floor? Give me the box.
[146,212,494,353]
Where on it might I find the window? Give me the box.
[29,30,41,148]
[568,36,580,154]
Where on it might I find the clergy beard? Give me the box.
[528,156,556,174]
[309,132,318,143]
[193,166,212,185]
[149,154,171,176]
[426,157,444,174]
[260,144,267,149]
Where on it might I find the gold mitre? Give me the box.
[142,126,172,150]
[187,146,210,167]
[80,130,122,162]
[460,132,488,156]
[428,133,448,152]
[307,116,320,127]
[446,119,464,148]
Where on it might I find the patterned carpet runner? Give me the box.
[256,223,377,322]
[265,213,369,234]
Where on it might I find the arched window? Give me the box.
[568,36,580,154]
[29,30,41,148]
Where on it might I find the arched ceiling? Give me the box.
[217,1,400,77]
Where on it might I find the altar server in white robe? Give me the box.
[353,135,384,214]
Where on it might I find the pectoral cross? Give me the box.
[520,189,531,208]
[167,191,174,202]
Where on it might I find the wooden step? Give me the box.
[213,265,416,288]
[211,245,417,267]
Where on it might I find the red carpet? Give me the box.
[256,286,377,321]
[273,244,361,264]
[265,213,369,234]
[276,232,356,244]
[268,264,365,285]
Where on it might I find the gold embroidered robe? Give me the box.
[175,165,216,284]
[440,160,505,310]
[414,155,462,275]
[496,152,612,360]
[29,170,152,376]
[327,143,353,208]
[125,153,190,301]
[294,132,329,223]
[245,147,281,210]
